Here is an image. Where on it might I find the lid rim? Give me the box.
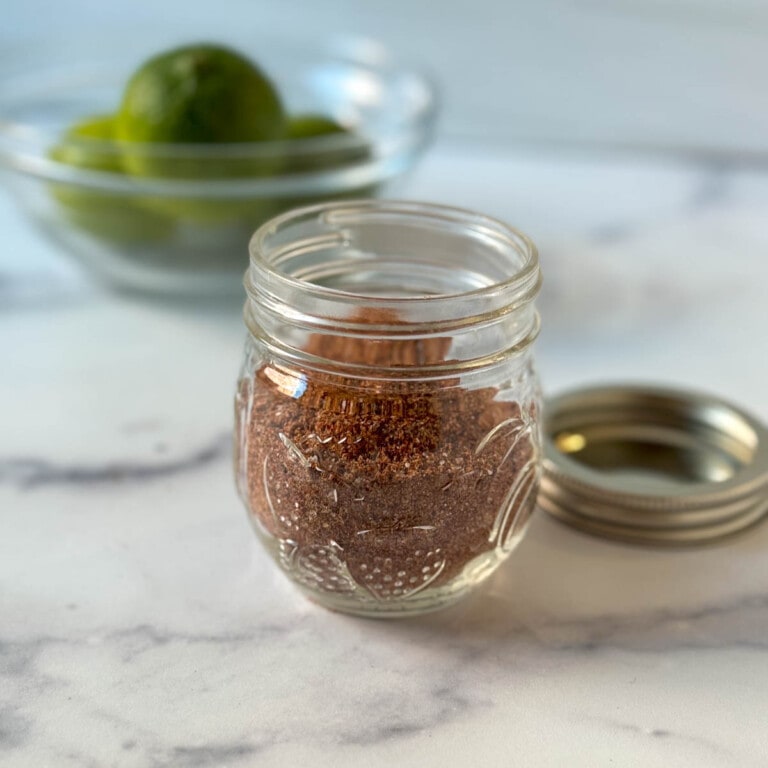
[540,496,768,547]
[542,458,768,511]
[540,478,765,528]
[541,383,768,545]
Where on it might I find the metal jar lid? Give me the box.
[539,384,768,545]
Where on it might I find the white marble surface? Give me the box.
[2,143,768,767]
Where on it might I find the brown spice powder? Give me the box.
[238,314,538,602]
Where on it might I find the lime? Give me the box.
[50,115,173,243]
[283,113,371,173]
[115,44,285,223]
[286,115,348,141]
[271,114,378,215]
[52,114,121,171]
[116,43,286,178]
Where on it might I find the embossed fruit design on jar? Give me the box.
[235,201,543,616]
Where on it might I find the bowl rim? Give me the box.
[0,34,439,194]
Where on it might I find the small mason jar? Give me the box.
[235,201,543,617]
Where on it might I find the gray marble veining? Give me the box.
[0,434,231,490]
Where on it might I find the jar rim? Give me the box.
[246,199,541,313]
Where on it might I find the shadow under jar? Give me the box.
[235,201,543,617]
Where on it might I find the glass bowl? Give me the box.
[0,37,437,297]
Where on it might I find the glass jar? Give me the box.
[235,201,543,617]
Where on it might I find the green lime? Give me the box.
[115,44,286,223]
[52,114,121,171]
[272,114,378,215]
[286,115,348,140]
[116,43,285,178]
[50,115,173,243]
[283,113,371,173]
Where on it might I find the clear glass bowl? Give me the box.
[0,37,437,297]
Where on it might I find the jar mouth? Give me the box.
[245,200,541,372]
[246,200,541,328]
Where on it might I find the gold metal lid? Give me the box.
[539,384,768,545]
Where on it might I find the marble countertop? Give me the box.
[2,143,768,767]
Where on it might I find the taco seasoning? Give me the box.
[235,201,543,617]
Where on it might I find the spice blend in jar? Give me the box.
[235,202,543,616]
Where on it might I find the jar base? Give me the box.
[297,580,474,618]
[266,539,526,618]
